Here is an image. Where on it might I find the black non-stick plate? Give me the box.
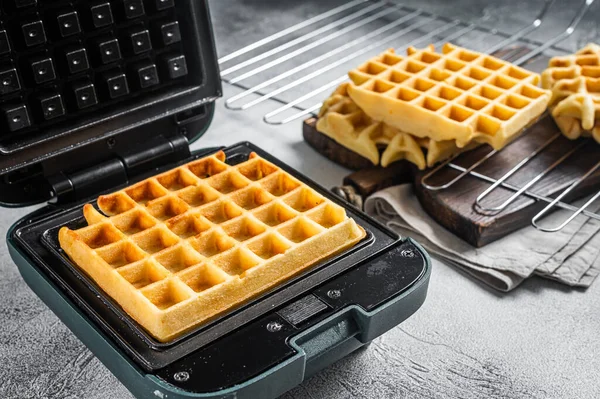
[0,0,220,177]
[11,142,404,371]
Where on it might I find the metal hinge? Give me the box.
[48,133,190,204]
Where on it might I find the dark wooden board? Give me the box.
[303,116,600,247]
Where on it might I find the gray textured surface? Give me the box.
[1,1,600,398]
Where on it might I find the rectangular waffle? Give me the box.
[58,151,366,342]
[541,43,600,143]
[346,43,551,150]
[316,82,476,169]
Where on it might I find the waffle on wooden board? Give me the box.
[346,43,551,149]
[59,151,366,342]
[314,43,551,170]
[317,82,478,169]
[542,43,600,143]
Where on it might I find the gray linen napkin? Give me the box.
[364,184,600,291]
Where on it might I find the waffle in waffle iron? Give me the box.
[59,151,366,342]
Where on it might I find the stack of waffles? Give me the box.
[317,82,478,169]
[317,43,552,169]
[541,43,600,143]
[59,151,365,342]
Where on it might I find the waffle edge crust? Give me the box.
[59,151,365,342]
[345,43,551,150]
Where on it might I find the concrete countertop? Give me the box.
[0,1,598,398]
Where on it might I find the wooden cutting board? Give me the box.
[303,115,600,247]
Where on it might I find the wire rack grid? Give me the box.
[216,0,600,233]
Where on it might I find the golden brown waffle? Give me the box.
[316,82,475,169]
[541,43,600,143]
[59,151,365,342]
[346,43,550,150]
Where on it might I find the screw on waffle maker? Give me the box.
[2,1,430,398]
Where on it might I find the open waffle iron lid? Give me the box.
[0,0,221,207]
[2,2,433,395]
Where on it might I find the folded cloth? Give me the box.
[364,184,600,292]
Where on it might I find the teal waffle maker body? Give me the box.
[2,1,431,397]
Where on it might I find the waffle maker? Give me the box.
[3,1,431,397]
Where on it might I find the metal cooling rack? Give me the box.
[217,0,600,233]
